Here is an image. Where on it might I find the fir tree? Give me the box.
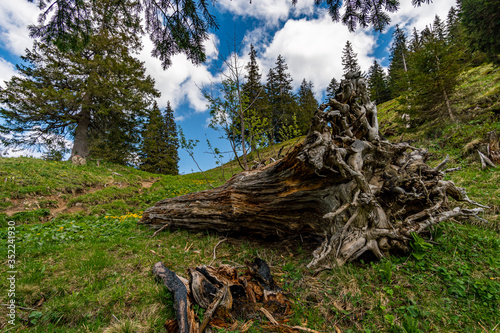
[388,25,410,98]
[367,60,390,104]
[297,79,318,135]
[325,77,339,101]
[409,27,421,52]
[405,18,461,122]
[459,0,500,60]
[242,44,270,150]
[140,102,179,175]
[341,41,361,77]
[0,0,159,163]
[446,6,462,46]
[265,55,298,143]
[433,15,446,41]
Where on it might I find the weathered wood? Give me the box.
[157,259,290,332]
[153,262,198,333]
[140,72,486,267]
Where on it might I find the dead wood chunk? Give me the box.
[247,258,277,290]
[190,268,218,309]
[153,262,197,333]
[71,154,86,165]
[215,286,233,320]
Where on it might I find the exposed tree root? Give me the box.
[140,71,487,268]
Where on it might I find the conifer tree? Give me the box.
[388,25,410,98]
[367,60,390,104]
[0,0,159,163]
[408,27,421,52]
[242,44,270,150]
[297,79,318,135]
[446,6,462,46]
[405,17,461,122]
[341,41,361,77]
[265,55,298,143]
[458,0,500,60]
[325,77,339,101]
[140,102,179,175]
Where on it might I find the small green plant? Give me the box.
[410,233,433,260]
[193,304,205,319]
[28,311,43,325]
[401,314,423,333]
[376,259,394,283]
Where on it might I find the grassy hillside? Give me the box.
[0,64,499,332]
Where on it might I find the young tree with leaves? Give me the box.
[0,0,159,163]
[139,102,179,175]
[341,41,361,77]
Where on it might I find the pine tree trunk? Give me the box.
[140,73,486,268]
[442,88,456,122]
[71,109,91,158]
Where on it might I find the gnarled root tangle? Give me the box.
[140,71,488,269]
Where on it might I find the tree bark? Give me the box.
[140,73,486,267]
[71,108,91,158]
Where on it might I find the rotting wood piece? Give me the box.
[153,259,291,333]
[153,262,198,333]
[141,71,487,268]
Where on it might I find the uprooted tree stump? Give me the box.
[140,71,488,268]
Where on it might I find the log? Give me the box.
[140,71,487,267]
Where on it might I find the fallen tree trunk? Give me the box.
[140,71,487,268]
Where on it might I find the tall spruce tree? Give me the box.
[265,55,298,143]
[297,79,318,135]
[325,77,339,101]
[0,0,159,163]
[341,41,361,77]
[446,6,462,46]
[242,44,270,151]
[388,25,410,98]
[140,101,179,175]
[367,60,390,104]
[458,0,500,61]
[405,16,461,122]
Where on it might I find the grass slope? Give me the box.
[1,64,499,332]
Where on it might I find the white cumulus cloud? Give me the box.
[0,58,17,88]
[389,0,457,33]
[137,34,219,117]
[0,0,39,56]
[248,13,376,97]
[217,0,316,26]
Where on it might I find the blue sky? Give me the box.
[0,0,457,174]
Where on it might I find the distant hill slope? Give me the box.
[378,63,500,147]
[0,135,305,222]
